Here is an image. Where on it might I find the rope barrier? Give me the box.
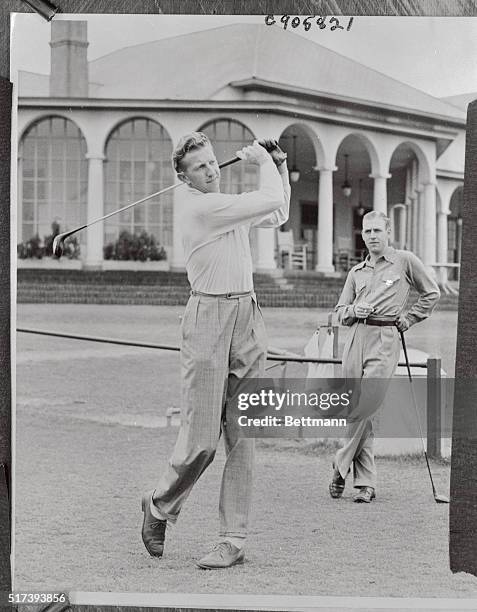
[16,327,428,368]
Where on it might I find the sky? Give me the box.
[10,13,477,98]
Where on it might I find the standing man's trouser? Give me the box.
[152,293,267,538]
[335,322,400,488]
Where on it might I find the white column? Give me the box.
[254,228,277,271]
[315,167,334,273]
[85,154,105,268]
[400,206,407,248]
[371,174,390,214]
[410,160,418,252]
[437,210,449,263]
[456,218,463,266]
[404,204,411,250]
[404,167,411,249]
[417,186,425,260]
[393,205,406,249]
[404,165,412,205]
[437,210,449,285]
[411,197,418,253]
[423,182,437,266]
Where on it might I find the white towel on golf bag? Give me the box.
[304,328,335,378]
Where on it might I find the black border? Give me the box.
[449,100,477,575]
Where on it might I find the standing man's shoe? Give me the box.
[354,486,376,503]
[196,541,245,569]
[329,462,346,498]
[141,490,167,557]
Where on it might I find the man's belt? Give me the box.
[358,318,397,327]
[190,289,254,299]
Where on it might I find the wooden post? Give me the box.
[166,406,180,427]
[450,99,477,576]
[426,357,442,459]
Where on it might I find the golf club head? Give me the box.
[52,233,66,258]
[435,494,450,504]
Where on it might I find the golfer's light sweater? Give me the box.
[179,159,290,294]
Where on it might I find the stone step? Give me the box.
[17,292,340,308]
[17,288,457,309]
[18,282,458,302]
[18,269,187,283]
[17,268,280,282]
[17,282,290,292]
[16,268,458,309]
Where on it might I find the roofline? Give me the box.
[88,22,259,66]
[230,77,466,128]
[17,97,461,143]
[87,22,472,119]
[18,69,50,77]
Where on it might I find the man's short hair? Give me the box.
[172,132,211,173]
[362,210,391,231]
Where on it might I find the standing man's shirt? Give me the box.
[336,246,440,326]
[179,158,290,294]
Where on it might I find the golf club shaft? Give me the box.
[61,155,241,241]
[400,330,439,496]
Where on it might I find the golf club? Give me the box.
[400,329,449,504]
[52,155,241,258]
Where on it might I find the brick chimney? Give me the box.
[49,20,89,97]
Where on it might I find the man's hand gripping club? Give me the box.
[257,139,287,167]
[236,139,287,167]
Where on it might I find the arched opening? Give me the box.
[19,116,87,253]
[389,204,407,249]
[103,118,174,252]
[335,135,373,268]
[448,186,463,280]
[199,118,258,193]
[278,124,317,268]
[389,142,428,257]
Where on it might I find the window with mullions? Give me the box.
[104,119,174,248]
[19,117,88,246]
[200,119,258,193]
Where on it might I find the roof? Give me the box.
[19,23,465,122]
[18,70,49,96]
[442,92,477,111]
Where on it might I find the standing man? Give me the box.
[329,211,440,503]
[141,133,290,568]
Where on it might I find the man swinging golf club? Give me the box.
[141,132,290,568]
[329,211,440,503]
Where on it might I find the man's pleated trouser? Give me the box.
[152,292,267,538]
[334,322,400,489]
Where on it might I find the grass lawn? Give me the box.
[14,304,473,599]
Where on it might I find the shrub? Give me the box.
[103,230,167,261]
[17,221,80,260]
[17,234,43,259]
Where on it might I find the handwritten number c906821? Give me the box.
[264,15,354,32]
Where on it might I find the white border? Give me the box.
[9,12,18,590]
[69,592,477,610]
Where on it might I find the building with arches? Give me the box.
[17,20,467,279]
